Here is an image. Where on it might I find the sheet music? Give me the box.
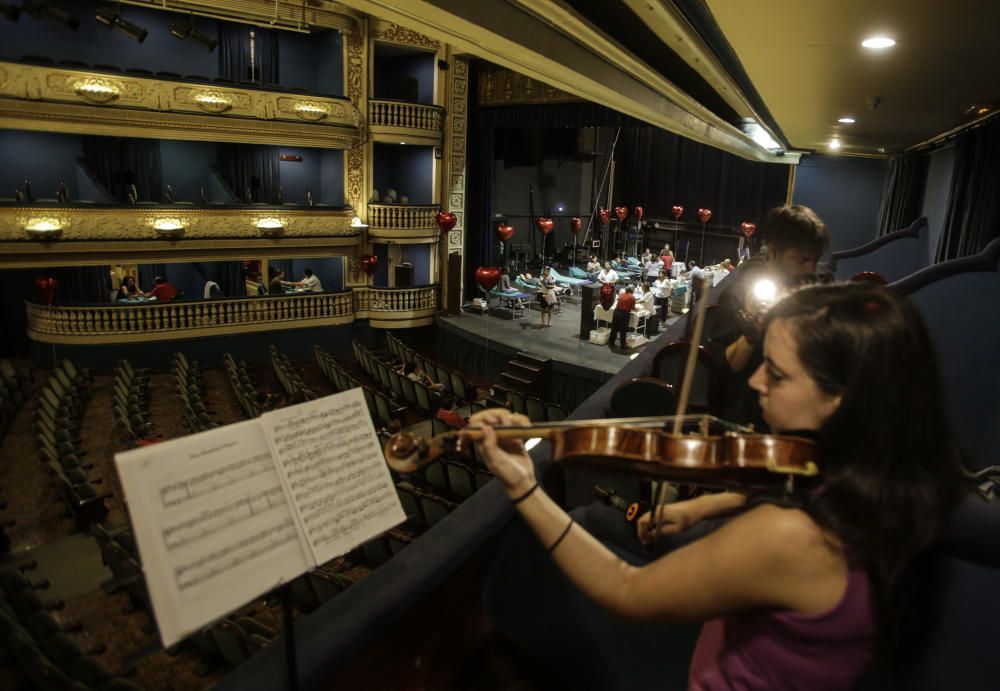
[262,388,405,566]
[115,420,311,647]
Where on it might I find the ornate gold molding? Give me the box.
[0,99,359,150]
[445,57,469,249]
[0,62,359,145]
[372,21,440,49]
[477,63,581,106]
[0,206,358,244]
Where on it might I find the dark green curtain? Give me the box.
[877,151,928,236]
[216,144,281,204]
[937,116,1000,261]
[82,137,163,203]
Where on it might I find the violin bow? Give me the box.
[650,276,711,542]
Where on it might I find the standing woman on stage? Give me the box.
[653,270,672,326]
[474,282,966,689]
[538,267,557,327]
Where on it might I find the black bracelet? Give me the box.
[510,482,539,505]
[547,517,575,554]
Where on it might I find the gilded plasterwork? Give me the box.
[345,28,367,217]
[372,22,440,49]
[446,57,469,252]
[0,207,358,242]
[478,63,581,106]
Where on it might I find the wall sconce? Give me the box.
[256,218,284,237]
[152,218,185,239]
[194,91,232,114]
[294,102,329,122]
[73,78,120,104]
[24,219,63,240]
[350,216,367,228]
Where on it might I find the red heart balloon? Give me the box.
[599,282,616,310]
[570,217,582,235]
[495,224,514,243]
[35,275,59,305]
[633,206,644,222]
[740,222,756,238]
[698,208,712,224]
[598,208,611,225]
[475,266,501,292]
[435,211,457,232]
[671,205,684,221]
[614,206,628,222]
[535,217,554,236]
[360,254,379,277]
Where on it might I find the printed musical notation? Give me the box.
[161,486,286,551]
[114,391,404,648]
[160,451,273,509]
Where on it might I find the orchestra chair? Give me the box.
[830,217,931,282]
[609,378,677,418]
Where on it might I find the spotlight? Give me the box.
[0,2,21,22]
[95,4,147,43]
[170,16,216,52]
[23,0,79,29]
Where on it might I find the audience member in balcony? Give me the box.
[436,394,468,429]
[268,268,286,295]
[203,279,222,299]
[145,276,177,302]
[115,276,141,301]
[245,271,266,296]
[289,268,323,292]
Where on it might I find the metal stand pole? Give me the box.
[282,584,299,691]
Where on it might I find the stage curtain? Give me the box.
[82,137,163,203]
[254,29,280,85]
[937,117,1000,261]
[611,127,789,229]
[216,144,281,204]
[877,152,928,236]
[466,63,498,297]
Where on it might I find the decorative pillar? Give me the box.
[344,17,371,287]
[440,53,468,310]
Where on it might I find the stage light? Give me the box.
[1,3,21,22]
[23,0,79,29]
[838,117,856,124]
[171,16,216,51]
[96,4,147,43]
[170,20,191,40]
[861,36,895,49]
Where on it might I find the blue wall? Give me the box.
[161,140,218,203]
[921,144,956,261]
[0,0,343,96]
[792,154,888,255]
[372,244,390,286]
[373,53,435,104]
[320,150,345,206]
[400,244,432,285]
[0,130,83,200]
[373,144,434,204]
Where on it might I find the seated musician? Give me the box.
[708,204,831,428]
[475,282,966,690]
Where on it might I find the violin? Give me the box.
[383,414,819,491]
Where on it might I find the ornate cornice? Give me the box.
[372,21,440,49]
[477,63,581,106]
[0,62,359,148]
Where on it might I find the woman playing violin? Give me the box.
[474,282,965,689]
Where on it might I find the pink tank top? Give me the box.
[689,567,874,690]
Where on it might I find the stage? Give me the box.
[437,298,682,377]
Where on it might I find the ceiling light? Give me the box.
[740,119,782,152]
[838,117,856,124]
[829,140,842,150]
[861,36,895,49]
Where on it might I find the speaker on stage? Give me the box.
[580,281,601,338]
[395,263,413,288]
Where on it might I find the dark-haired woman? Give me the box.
[115,275,140,301]
[473,282,966,689]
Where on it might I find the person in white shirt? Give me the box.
[645,257,663,282]
[586,256,601,274]
[652,271,672,324]
[636,280,657,334]
[641,248,653,264]
[597,262,619,285]
[290,268,323,292]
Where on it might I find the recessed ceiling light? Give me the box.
[838,117,856,124]
[861,36,895,49]
[829,140,842,150]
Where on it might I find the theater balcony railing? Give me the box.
[25,286,438,344]
[368,99,443,146]
[353,285,438,328]
[366,204,440,241]
[0,60,360,149]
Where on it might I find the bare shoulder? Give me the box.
[729,503,843,560]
